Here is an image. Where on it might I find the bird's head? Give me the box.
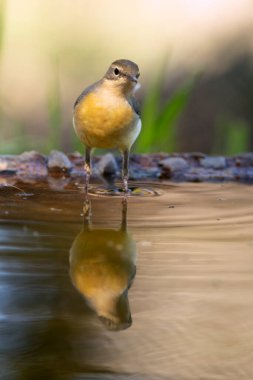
[104,59,140,95]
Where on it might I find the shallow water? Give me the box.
[0,180,253,380]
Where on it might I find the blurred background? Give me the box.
[1,0,253,155]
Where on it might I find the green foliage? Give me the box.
[213,117,250,155]
[226,120,250,155]
[135,67,194,153]
[72,128,84,153]
[0,122,32,154]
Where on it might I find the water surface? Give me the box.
[0,181,253,380]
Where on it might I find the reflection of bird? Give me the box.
[73,59,141,193]
[69,199,137,331]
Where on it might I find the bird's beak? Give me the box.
[134,82,141,92]
[127,74,138,83]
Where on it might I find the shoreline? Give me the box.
[0,150,253,184]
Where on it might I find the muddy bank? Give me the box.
[0,150,253,186]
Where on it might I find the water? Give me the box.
[0,180,253,380]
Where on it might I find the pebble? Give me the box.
[159,157,188,172]
[96,153,118,176]
[200,156,226,169]
[0,159,8,171]
[17,151,48,178]
[48,150,73,170]
[20,150,42,161]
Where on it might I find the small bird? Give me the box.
[73,59,141,194]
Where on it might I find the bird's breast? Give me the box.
[73,90,139,149]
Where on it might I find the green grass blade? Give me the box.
[213,117,250,155]
[225,120,250,155]
[135,61,168,152]
[155,79,194,151]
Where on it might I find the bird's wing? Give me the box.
[129,96,141,116]
[73,80,101,109]
[128,265,137,290]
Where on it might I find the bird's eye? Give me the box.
[136,73,140,78]
[114,68,119,75]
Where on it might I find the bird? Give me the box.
[73,59,141,194]
[69,198,137,331]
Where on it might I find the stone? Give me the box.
[16,151,48,178]
[96,153,118,176]
[159,157,188,172]
[0,158,9,172]
[19,150,41,161]
[235,153,253,167]
[0,154,31,173]
[190,152,206,159]
[200,156,226,169]
[48,150,73,170]
[129,166,160,180]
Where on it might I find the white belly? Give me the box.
[128,118,141,148]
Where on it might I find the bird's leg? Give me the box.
[122,149,130,194]
[83,195,92,230]
[84,147,91,194]
[121,196,128,232]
